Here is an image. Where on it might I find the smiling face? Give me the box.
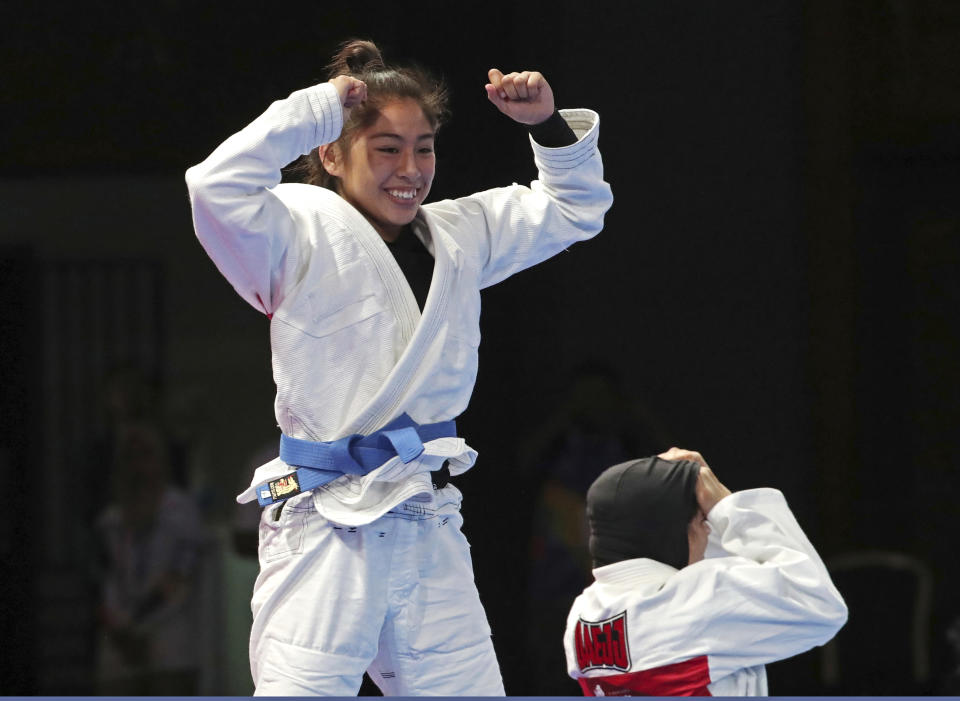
[322,98,436,242]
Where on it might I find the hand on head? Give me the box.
[658,446,708,467]
[694,463,731,515]
[658,446,732,515]
[485,69,555,125]
[329,75,368,119]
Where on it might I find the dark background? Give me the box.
[2,0,959,695]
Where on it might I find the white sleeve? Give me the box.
[427,109,613,289]
[682,488,848,680]
[184,82,343,314]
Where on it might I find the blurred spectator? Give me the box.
[94,422,206,695]
[84,365,166,525]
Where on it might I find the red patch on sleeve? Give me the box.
[575,613,631,672]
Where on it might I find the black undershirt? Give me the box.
[386,111,578,311]
[385,226,434,311]
[527,109,578,149]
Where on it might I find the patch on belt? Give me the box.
[268,472,301,501]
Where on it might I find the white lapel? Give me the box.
[338,207,457,435]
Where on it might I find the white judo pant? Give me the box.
[249,485,505,696]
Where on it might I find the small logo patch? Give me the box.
[268,473,301,501]
[575,611,631,673]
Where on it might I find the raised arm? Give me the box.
[685,487,848,678]
[427,69,613,288]
[184,80,352,314]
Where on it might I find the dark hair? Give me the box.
[298,39,449,190]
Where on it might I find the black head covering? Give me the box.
[586,456,701,570]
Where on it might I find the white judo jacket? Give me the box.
[564,489,848,696]
[185,82,613,525]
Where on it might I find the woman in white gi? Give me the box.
[564,448,848,696]
[186,39,612,696]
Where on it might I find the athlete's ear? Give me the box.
[318,143,344,178]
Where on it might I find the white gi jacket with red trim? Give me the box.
[564,488,847,696]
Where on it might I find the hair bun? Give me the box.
[328,39,385,78]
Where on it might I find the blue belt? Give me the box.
[257,413,457,506]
